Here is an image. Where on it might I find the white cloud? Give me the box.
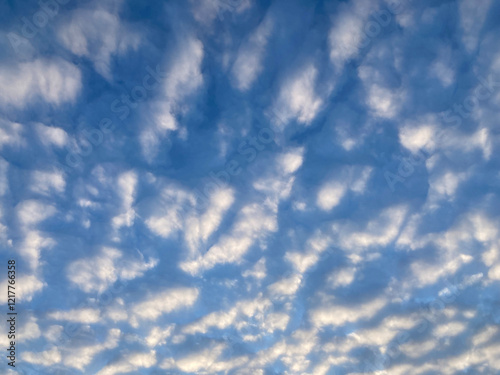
[459,0,492,52]
[145,185,195,238]
[183,294,274,336]
[112,171,138,231]
[311,296,387,328]
[57,2,140,80]
[48,307,100,324]
[63,328,121,370]
[19,230,56,270]
[16,200,56,227]
[44,325,64,342]
[317,166,372,211]
[232,14,273,91]
[184,187,235,256]
[328,267,357,288]
[399,120,437,154]
[434,321,467,338]
[317,181,346,211]
[96,350,156,375]
[35,123,68,148]
[273,64,323,126]
[146,325,175,347]
[0,58,81,108]
[0,274,46,302]
[161,343,248,373]
[130,287,199,326]
[242,257,267,279]
[67,247,158,293]
[19,316,41,341]
[30,170,66,196]
[22,347,62,367]
[0,120,24,150]
[328,0,374,69]
[180,202,277,275]
[141,36,204,161]
[268,274,302,297]
[333,205,407,252]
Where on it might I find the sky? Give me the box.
[0,0,500,374]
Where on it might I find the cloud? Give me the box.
[310,296,387,328]
[0,120,24,150]
[0,58,81,108]
[96,350,156,375]
[67,247,158,293]
[63,328,121,370]
[145,325,174,348]
[22,347,62,367]
[328,0,374,69]
[316,166,372,211]
[57,1,140,80]
[231,13,273,91]
[140,36,204,161]
[273,64,324,126]
[111,170,138,231]
[130,287,199,326]
[30,170,66,196]
[459,0,492,52]
[35,123,68,148]
[47,308,101,324]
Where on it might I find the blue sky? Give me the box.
[1,0,500,373]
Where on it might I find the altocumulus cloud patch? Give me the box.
[1,0,500,374]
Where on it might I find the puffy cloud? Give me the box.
[231,13,273,91]
[22,347,62,367]
[310,296,387,328]
[459,0,492,52]
[35,123,68,148]
[30,170,66,196]
[140,36,204,161]
[317,166,372,211]
[111,170,138,231]
[57,1,140,80]
[63,328,121,370]
[0,120,24,150]
[328,0,375,69]
[130,287,199,326]
[273,64,324,126]
[0,58,81,108]
[145,325,174,348]
[96,350,156,375]
[67,247,158,293]
[47,308,101,324]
